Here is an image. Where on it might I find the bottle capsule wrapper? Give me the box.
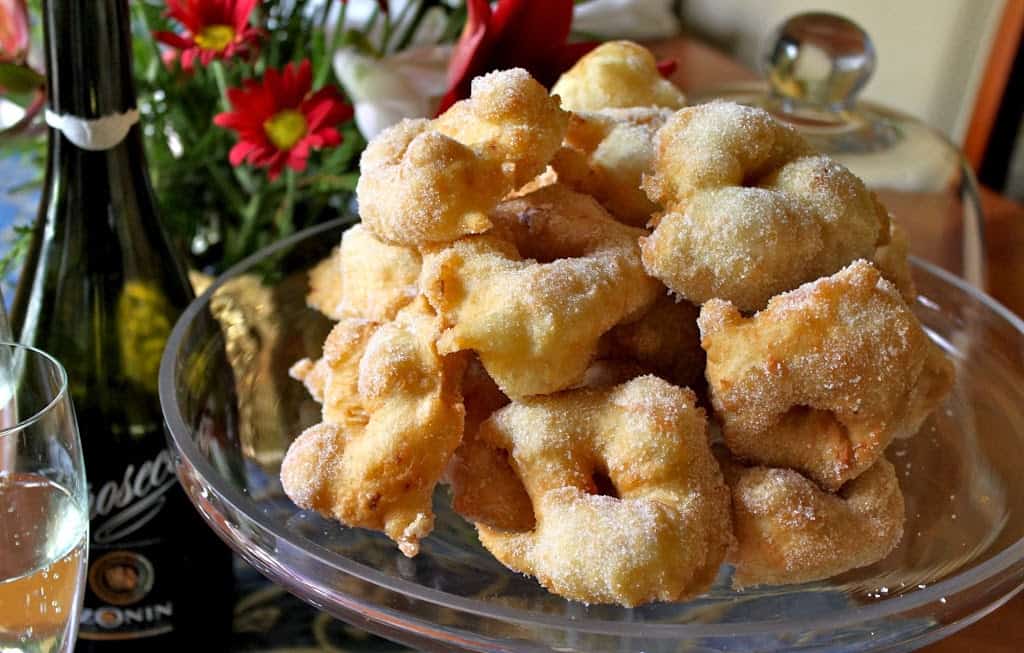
[45,109,140,151]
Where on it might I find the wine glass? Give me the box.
[0,343,88,653]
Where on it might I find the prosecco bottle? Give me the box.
[10,1,233,649]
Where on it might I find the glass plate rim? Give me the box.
[159,216,1024,639]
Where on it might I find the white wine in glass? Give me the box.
[0,344,88,653]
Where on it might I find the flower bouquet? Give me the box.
[1,0,681,272]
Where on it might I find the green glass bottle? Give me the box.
[10,1,233,649]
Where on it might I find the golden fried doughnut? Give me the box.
[281,299,466,556]
[306,247,344,320]
[319,317,377,430]
[641,101,889,311]
[289,355,330,404]
[448,357,659,531]
[603,293,705,390]
[718,449,905,588]
[433,69,568,191]
[473,376,732,606]
[699,260,954,490]
[305,226,422,322]
[449,357,654,534]
[420,184,660,398]
[873,221,917,302]
[552,107,673,226]
[357,69,567,246]
[336,224,421,321]
[551,41,686,112]
[445,358,535,531]
[289,317,376,431]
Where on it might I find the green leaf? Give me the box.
[0,63,44,94]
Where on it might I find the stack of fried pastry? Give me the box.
[282,41,954,607]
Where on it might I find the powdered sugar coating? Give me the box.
[551,41,686,112]
[475,376,733,606]
[338,225,421,321]
[280,298,466,557]
[719,450,905,588]
[434,69,568,190]
[699,260,954,490]
[420,183,660,398]
[356,69,567,246]
[552,107,674,226]
[305,247,345,320]
[873,221,917,302]
[640,101,889,311]
[444,358,534,531]
[305,226,422,322]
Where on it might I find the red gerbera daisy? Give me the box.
[436,0,678,115]
[437,0,595,114]
[213,60,354,180]
[154,0,262,71]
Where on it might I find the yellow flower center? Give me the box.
[195,24,236,52]
[263,110,308,151]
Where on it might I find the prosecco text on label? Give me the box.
[87,449,177,545]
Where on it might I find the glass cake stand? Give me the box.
[159,217,1024,652]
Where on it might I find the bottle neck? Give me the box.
[43,0,137,118]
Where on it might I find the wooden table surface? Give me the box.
[651,37,1024,653]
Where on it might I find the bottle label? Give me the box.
[44,108,139,151]
[88,448,177,545]
[78,448,177,641]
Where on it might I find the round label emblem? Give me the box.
[88,550,155,606]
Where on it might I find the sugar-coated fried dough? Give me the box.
[552,41,686,112]
[719,450,905,588]
[873,221,917,302]
[445,359,534,531]
[641,102,889,310]
[280,299,466,557]
[421,184,660,398]
[336,224,421,321]
[286,66,932,600]
[357,69,567,246]
[450,357,664,531]
[700,260,954,490]
[552,108,673,226]
[289,356,330,404]
[287,319,372,433]
[306,247,345,320]
[603,293,705,389]
[304,226,420,322]
[356,119,498,245]
[898,343,956,440]
[434,70,568,190]
[475,376,732,607]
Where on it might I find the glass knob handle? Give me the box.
[762,12,875,111]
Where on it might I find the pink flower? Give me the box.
[0,0,29,63]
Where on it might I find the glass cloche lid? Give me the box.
[691,12,986,287]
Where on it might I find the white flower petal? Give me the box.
[334,45,452,138]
